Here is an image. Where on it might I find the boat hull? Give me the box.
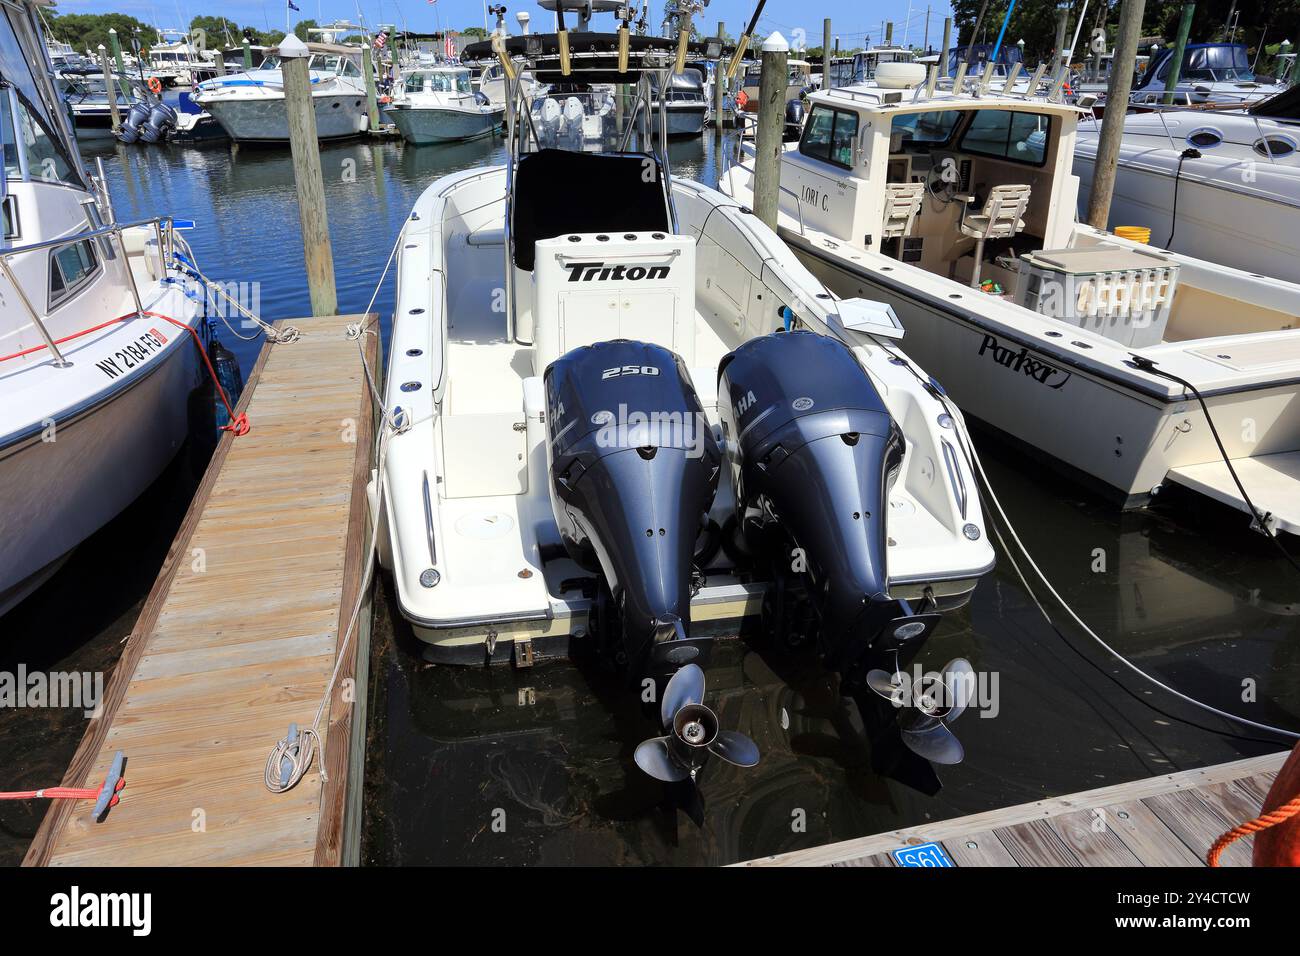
[651,104,707,137]
[1073,152,1300,286]
[789,235,1300,506]
[204,92,369,142]
[386,104,503,144]
[0,336,199,615]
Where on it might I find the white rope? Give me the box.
[172,235,302,344]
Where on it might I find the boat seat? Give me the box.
[467,226,505,247]
[960,183,1031,288]
[510,149,670,271]
[881,182,925,259]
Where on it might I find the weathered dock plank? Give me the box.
[24,315,376,868]
[735,752,1288,867]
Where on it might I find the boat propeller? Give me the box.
[866,657,975,765]
[634,664,760,782]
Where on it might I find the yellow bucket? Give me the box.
[1115,225,1151,244]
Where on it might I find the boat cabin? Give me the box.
[256,43,366,79]
[783,83,1082,289]
[399,66,475,96]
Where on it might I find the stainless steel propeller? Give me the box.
[866,657,975,766]
[634,663,760,782]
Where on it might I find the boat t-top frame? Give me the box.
[463,26,726,345]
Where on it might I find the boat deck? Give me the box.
[23,314,377,867]
[736,751,1287,867]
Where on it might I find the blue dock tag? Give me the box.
[891,842,954,867]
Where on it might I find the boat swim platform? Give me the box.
[736,751,1289,867]
[24,314,378,867]
[1166,451,1300,537]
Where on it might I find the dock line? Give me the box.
[866,331,1300,745]
[173,236,303,345]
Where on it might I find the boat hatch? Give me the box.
[1166,451,1300,535]
[1187,336,1300,372]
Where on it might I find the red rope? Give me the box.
[1207,795,1300,866]
[0,778,124,803]
[0,309,249,436]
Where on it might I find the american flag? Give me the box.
[444,32,456,57]
[373,32,387,49]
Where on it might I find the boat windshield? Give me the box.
[1185,44,1256,82]
[525,88,628,154]
[418,71,473,93]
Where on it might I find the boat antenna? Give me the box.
[725,0,768,80]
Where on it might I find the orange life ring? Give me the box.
[147,77,162,95]
[735,89,749,110]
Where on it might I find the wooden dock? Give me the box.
[737,751,1288,867]
[24,314,377,867]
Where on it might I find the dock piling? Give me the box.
[107,29,130,101]
[362,45,381,133]
[714,20,726,139]
[1163,2,1196,105]
[753,32,788,231]
[822,18,832,89]
[1085,0,1147,231]
[280,34,338,317]
[97,46,121,134]
[939,17,951,74]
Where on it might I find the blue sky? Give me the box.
[53,0,957,49]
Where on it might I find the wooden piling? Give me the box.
[885,21,894,47]
[97,47,121,134]
[714,20,726,139]
[939,17,952,74]
[1052,8,1068,67]
[753,32,788,232]
[281,35,338,317]
[362,45,381,133]
[1086,0,1146,231]
[243,37,253,70]
[1162,2,1195,105]
[107,28,130,101]
[821,18,832,89]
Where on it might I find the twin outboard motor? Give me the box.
[116,100,177,144]
[718,330,939,678]
[545,340,720,676]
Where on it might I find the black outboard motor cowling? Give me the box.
[719,331,927,674]
[545,340,721,675]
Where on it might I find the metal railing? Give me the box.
[0,215,177,368]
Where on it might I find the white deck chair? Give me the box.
[960,184,1031,288]
[881,182,926,260]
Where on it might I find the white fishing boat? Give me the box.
[650,64,708,137]
[374,30,992,766]
[1074,89,1300,285]
[723,66,1300,536]
[1,1,215,615]
[146,29,219,88]
[192,37,370,143]
[385,66,504,144]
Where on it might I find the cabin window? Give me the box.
[958,109,1051,166]
[799,106,858,168]
[1254,135,1296,158]
[1186,128,1222,149]
[456,73,473,94]
[48,238,99,309]
[404,74,425,93]
[891,110,962,147]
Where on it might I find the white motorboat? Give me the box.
[723,68,1300,536]
[385,66,504,144]
[1,1,216,615]
[650,64,708,137]
[146,29,219,88]
[192,39,370,143]
[375,30,992,755]
[1129,42,1287,107]
[1074,90,1300,285]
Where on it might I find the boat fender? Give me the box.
[1208,741,1300,866]
[209,339,245,433]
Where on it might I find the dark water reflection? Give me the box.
[1,131,1295,867]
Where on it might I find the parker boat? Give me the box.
[385,66,504,144]
[1,1,216,614]
[723,67,1300,536]
[1074,87,1300,285]
[192,38,370,143]
[375,29,992,764]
